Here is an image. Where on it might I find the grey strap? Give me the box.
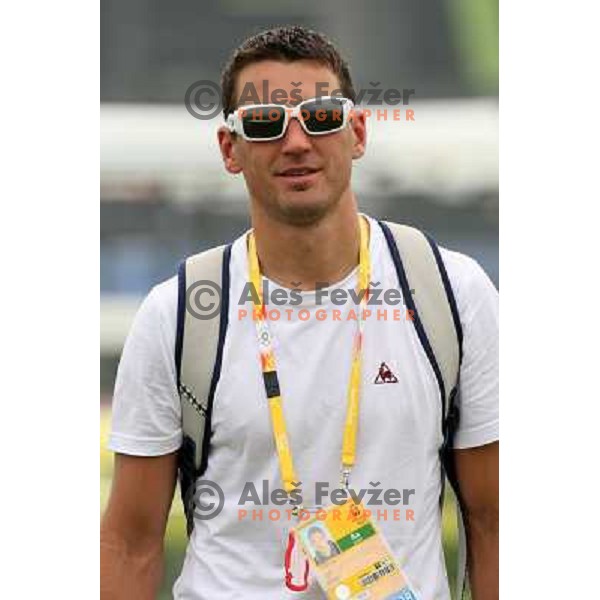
[179,245,226,470]
[383,222,460,399]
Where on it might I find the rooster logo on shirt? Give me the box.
[374,362,398,384]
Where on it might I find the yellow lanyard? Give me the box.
[248,216,371,496]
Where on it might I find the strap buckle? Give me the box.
[441,387,460,456]
[340,467,351,492]
[439,386,461,500]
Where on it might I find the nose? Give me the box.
[280,117,312,156]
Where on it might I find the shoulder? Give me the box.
[438,246,494,291]
[135,275,179,337]
[149,274,178,309]
[116,275,180,369]
[437,246,498,321]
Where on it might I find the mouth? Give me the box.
[275,166,322,184]
[276,167,321,178]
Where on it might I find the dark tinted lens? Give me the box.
[240,106,285,139]
[301,98,346,133]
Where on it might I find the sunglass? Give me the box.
[226,96,354,142]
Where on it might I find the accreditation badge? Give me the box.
[294,499,419,600]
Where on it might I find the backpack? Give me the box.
[174,220,468,599]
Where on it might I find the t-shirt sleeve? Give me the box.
[442,250,499,449]
[107,277,182,456]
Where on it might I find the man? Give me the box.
[306,526,341,565]
[101,26,498,600]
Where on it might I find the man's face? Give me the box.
[218,60,366,226]
[309,530,329,551]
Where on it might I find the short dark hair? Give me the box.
[220,25,356,117]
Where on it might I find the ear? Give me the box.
[349,109,367,160]
[217,126,243,174]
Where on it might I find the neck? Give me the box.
[250,195,362,291]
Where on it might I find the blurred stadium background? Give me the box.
[101,1,497,597]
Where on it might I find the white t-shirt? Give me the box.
[108,215,499,600]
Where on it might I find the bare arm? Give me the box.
[101,452,178,600]
[453,441,499,600]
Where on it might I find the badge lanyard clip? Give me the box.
[284,529,310,592]
[340,466,351,492]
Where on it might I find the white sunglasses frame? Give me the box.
[225,96,355,142]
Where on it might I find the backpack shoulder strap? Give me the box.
[175,243,232,535]
[378,220,468,599]
[379,220,462,408]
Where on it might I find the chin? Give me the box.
[275,193,338,226]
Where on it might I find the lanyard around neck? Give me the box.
[247,216,371,495]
